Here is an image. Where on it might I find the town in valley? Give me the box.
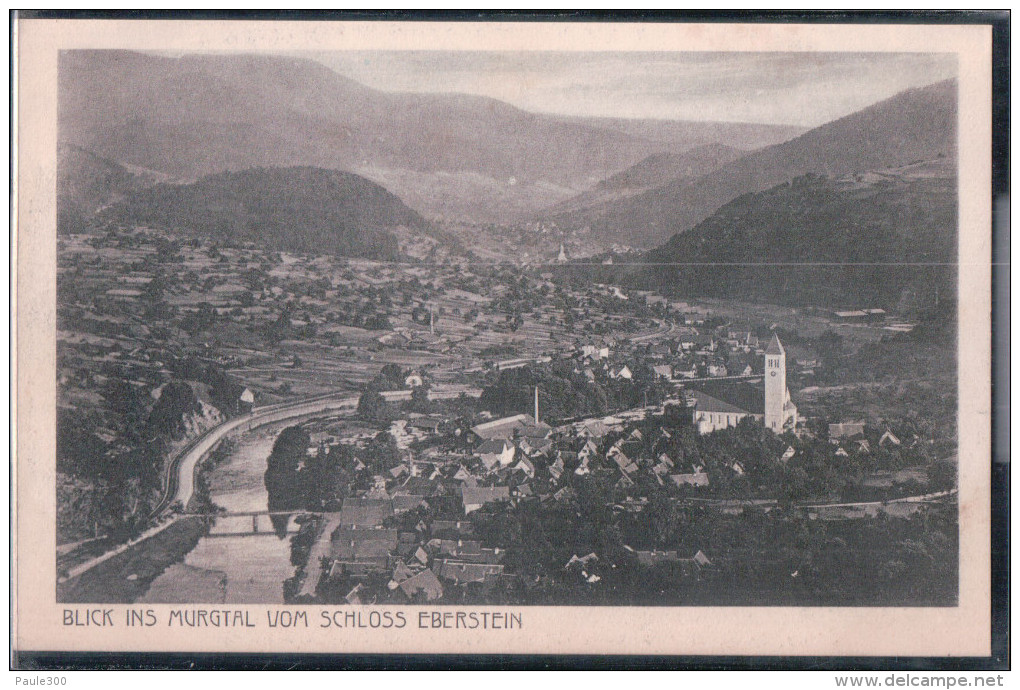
[55,50,959,607]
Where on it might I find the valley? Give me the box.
[53,50,961,609]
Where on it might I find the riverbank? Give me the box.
[136,422,296,604]
[57,516,208,604]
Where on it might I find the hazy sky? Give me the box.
[303,51,956,127]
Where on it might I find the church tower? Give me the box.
[764,333,787,432]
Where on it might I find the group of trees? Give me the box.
[356,364,435,424]
[264,426,315,530]
[478,361,673,424]
[465,473,957,606]
[56,347,248,542]
[264,425,404,525]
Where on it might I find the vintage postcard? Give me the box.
[14,17,994,658]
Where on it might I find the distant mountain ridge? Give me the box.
[628,157,957,308]
[543,144,746,218]
[58,50,805,224]
[548,115,806,151]
[99,166,426,261]
[546,79,958,248]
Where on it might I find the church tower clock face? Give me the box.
[770,371,777,377]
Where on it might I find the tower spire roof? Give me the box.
[765,333,785,356]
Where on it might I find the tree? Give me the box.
[662,401,692,428]
[647,492,682,547]
[927,458,957,491]
[147,381,200,439]
[363,313,392,330]
[264,426,311,534]
[409,382,432,413]
[181,303,218,336]
[304,443,356,509]
[357,388,392,425]
[379,363,405,388]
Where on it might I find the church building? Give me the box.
[691,334,797,435]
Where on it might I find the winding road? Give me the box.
[63,385,480,582]
[154,385,481,516]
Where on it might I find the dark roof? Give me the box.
[398,568,444,601]
[829,422,866,439]
[406,417,443,430]
[339,498,394,527]
[432,520,474,534]
[330,528,398,559]
[691,390,749,415]
[635,550,680,566]
[398,476,444,497]
[460,486,510,506]
[765,333,785,356]
[693,381,765,415]
[392,494,425,512]
[439,539,482,556]
[448,548,505,565]
[333,557,389,575]
[476,438,512,455]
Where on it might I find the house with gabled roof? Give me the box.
[879,430,902,447]
[461,485,510,514]
[608,446,638,475]
[330,528,398,574]
[565,553,598,569]
[477,438,515,470]
[611,365,633,380]
[339,498,394,528]
[470,414,549,443]
[574,455,591,476]
[829,421,866,439]
[579,420,611,441]
[652,364,673,379]
[548,456,565,481]
[513,455,536,478]
[434,559,504,585]
[392,494,424,514]
[398,568,444,601]
[578,438,599,459]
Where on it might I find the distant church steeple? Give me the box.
[557,243,568,263]
[764,333,789,432]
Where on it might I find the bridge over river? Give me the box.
[201,511,316,538]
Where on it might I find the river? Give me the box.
[139,422,297,604]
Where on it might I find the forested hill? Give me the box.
[632,159,957,308]
[542,144,746,218]
[545,79,957,248]
[99,166,426,260]
[57,144,160,234]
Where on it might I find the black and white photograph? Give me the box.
[13,16,999,663]
[51,46,963,609]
